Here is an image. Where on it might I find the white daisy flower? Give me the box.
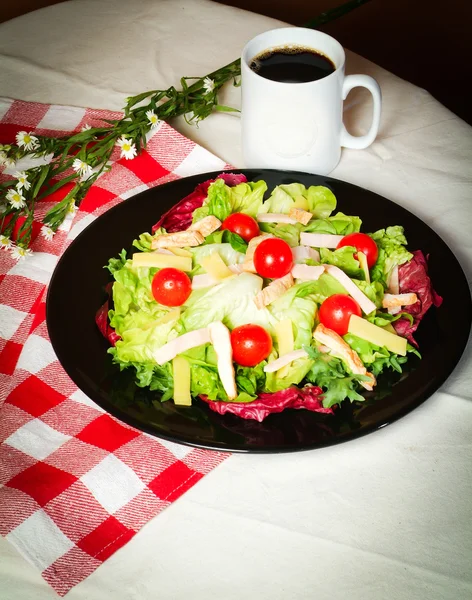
[146,110,160,129]
[41,225,55,241]
[0,151,15,168]
[116,136,137,160]
[0,234,12,249]
[6,188,26,209]
[11,245,32,261]
[16,131,40,151]
[67,201,78,216]
[81,124,92,131]
[186,111,201,126]
[72,158,93,180]
[13,170,31,190]
[203,77,215,94]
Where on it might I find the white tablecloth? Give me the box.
[1,1,471,599]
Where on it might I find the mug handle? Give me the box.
[340,74,382,149]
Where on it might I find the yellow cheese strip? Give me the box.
[274,319,295,377]
[357,251,370,284]
[169,247,193,258]
[348,314,407,356]
[132,252,192,271]
[156,307,181,325]
[143,308,181,330]
[275,319,294,357]
[200,252,233,280]
[172,356,192,406]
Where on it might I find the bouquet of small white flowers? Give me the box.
[0,59,241,258]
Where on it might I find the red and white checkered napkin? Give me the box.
[0,98,229,595]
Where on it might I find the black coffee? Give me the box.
[250,45,335,83]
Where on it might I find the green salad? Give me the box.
[97,174,440,422]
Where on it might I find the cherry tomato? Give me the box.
[230,324,273,367]
[221,213,260,242]
[253,238,293,279]
[337,232,379,269]
[318,294,362,336]
[151,268,192,307]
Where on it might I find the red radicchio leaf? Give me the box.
[393,250,443,346]
[152,172,248,233]
[95,283,121,346]
[201,385,332,422]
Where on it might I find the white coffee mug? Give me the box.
[241,27,382,175]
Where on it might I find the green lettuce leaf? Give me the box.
[111,317,180,364]
[327,212,362,235]
[203,230,248,253]
[269,283,318,349]
[353,280,385,308]
[132,231,159,252]
[305,186,337,218]
[236,361,267,399]
[367,310,414,328]
[343,333,409,376]
[110,259,157,317]
[318,376,366,408]
[370,226,413,286]
[192,179,267,224]
[229,180,267,216]
[262,183,336,219]
[190,242,245,275]
[264,357,314,393]
[109,355,175,400]
[294,272,347,303]
[189,363,225,400]
[259,222,302,247]
[303,212,362,235]
[182,272,276,332]
[183,345,266,402]
[206,178,232,221]
[320,246,364,278]
[304,347,365,408]
[262,184,300,214]
[302,218,338,235]
[184,346,228,401]
[106,249,128,275]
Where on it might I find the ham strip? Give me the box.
[324,265,377,314]
[208,321,237,400]
[153,328,210,365]
[313,323,376,391]
[300,232,344,248]
[291,264,325,281]
[264,349,308,373]
[257,213,298,224]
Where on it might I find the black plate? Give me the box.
[46,169,471,453]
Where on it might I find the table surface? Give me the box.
[1,1,472,599]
